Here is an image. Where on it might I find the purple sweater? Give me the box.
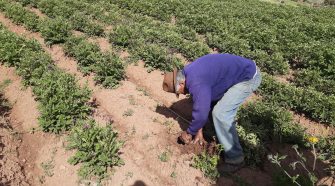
[183,54,257,135]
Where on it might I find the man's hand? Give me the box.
[178,131,192,144]
[192,128,205,145]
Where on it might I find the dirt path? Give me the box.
[0,80,28,186]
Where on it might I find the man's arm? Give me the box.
[187,84,212,135]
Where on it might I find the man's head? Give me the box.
[162,68,186,97]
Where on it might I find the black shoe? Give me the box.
[218,161,245,175]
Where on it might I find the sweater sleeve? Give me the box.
[187,84,211,135]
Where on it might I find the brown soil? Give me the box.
[293,113,335,137]
[28,7,47,19]
[0,92,28,186]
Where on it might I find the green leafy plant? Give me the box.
[192,145,223,180]
[1,0,40,31]
[315,137,335,176]
[16,50,53,86]
[33,71,91,133]
[158,150,171,162]
[39,17,71,45]
[236,101,306,166]
[93,53,125,88]
[108,25,139,48]
[260,74,335,125]
[63,36,100,74]
[69,12,104,36]
[67,120,124,180]
[64,36,125,87]
[238,101,306,144]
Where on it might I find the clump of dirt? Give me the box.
[178,137,219,156]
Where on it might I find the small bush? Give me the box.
[93,53,125,88]
[67,120,124,180]
[39,17,71,45]
[34,70,91,133]
[192,145,223,180]
[2,1,40,31]
[70,12,104,36]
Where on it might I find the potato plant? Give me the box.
[0,0,40,31]
[238,101,305,144]
[69,13,104,36]
[67,120,124,180]
[236,101,305,166]
[293,69,335,96]
[33,71,91,133]
[63,36,102,74]
[39,17,71,45]
[260,74,335,125]
[93,53,125,88]
[131,43,182,72]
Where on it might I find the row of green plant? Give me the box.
[14,0,209,70]
[16,0,103,36]
[237,101,306,166]
[0,23,123,180]
[33,0,104,36]
[0,0,40,31]
[292,69,335,96]
[63,0,201,42]
[0,0,125,88]
[0,0,71,45]
[16,0,200,43]
[63,36,125,88]
[110,0,335,85]
[0,23,90,132]
[82,0,210,61]
[260,73,335,125]
[108,22,210,61]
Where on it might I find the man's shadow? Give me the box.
[155,97,217,142]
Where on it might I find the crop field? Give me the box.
[0,0,334,185]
